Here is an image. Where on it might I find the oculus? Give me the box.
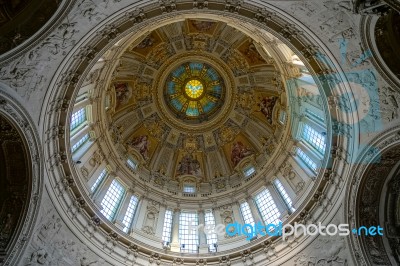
[164,62,225,123]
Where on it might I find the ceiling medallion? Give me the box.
[164,62,225,123]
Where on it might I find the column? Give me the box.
[87,163,108,193]
[198,210,207,253]
[246,196,263,225]
[213,208,225,241]
[276,176,296,201]
[132,196,147,231]
[93,176,113,208]
[232,202,244,224]
[114,189,133,231]
[77,144,97,170]
[268,185,289,218]
[171,208,180,252]
[155,205,166,238]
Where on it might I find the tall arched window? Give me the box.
[179,212,199,253]
[205,210,218,252]
[301,124,326,154]
[122,195,139,233]
[273,179,296,213]
[240,202,255,227]
[100,179,125,221]
[254,189,281,225]
[162,209,173,245]
[91,168,108,192]
[70,108,87,131]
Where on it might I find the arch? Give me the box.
[346,126,400,265]
[0,88,42,265]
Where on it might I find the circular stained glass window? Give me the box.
[165,62,225,122]
[184,79,204,99]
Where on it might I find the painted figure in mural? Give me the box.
[244,43,264,63]
[127,135,150,160]
[114,83,131,105]
[136,35,155,49]
[257,96,277,124]
[191,20,214,32]
[231,141,253,167]
[176,154,202,176]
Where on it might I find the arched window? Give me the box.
[243,164,256,177]
[122,195,139,233]
[70,108,87,132]
[179,212,199,253]
[71,133,89,153]
[273,179,295,213]
[254,189,281,225]
[126,158,138,171]
[162,210,173,245]
[240,202,255,227]
[301,123,326,154]
[295,147,317,172]
[100,179,125,220]
[205,210,218,252]
[183,184,196,193]
[91,168,107,192]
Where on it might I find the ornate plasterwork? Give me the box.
[0,0,75,64]
[38,1,356,265]
[360,15,400,91]
[0,89,43,266]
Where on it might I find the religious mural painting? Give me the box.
[230,141,254,167]
[190,20,215,32]
[125,126,158,162]
[114,82,131,108]
[126,135,150,160]
[238,40,267,65]
[255,95,278,124]
[176,153,202,177]
[131,31,162,56]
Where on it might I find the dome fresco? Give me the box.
[63,16,334,263]
[103,20,288,181]
[165,62,224,122]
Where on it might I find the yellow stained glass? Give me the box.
[185,79,204,99]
